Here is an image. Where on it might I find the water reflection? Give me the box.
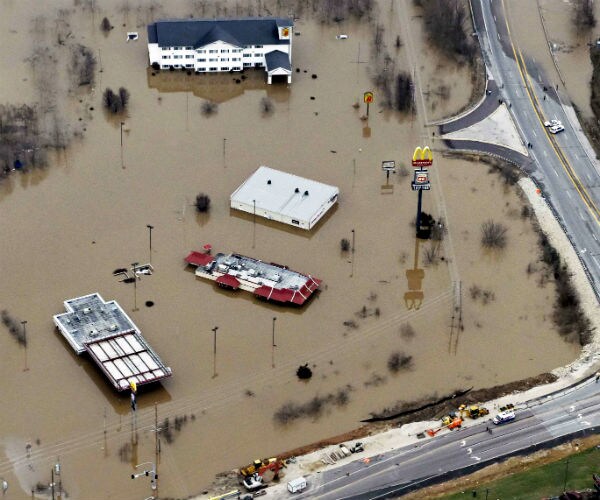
[146,68,291,104]
[404,238,425,310]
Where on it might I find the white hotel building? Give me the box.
[147,17,293,84]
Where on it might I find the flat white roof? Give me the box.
[230,166,339,223]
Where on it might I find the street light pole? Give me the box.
[146,225,154,263]
[563,459,570,491]
[272,317,277,347]
[212,326,218,378]
[21,320,28,372]
[350,229,355,278]
[131,262,139,311]
[120,121,125,169]
[252,199,256,249]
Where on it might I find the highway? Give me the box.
[296,377,600,499]
[290,1,600,497]
[445,0,600,299]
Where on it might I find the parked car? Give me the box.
[549,123,565,134]
[493,410,516,425]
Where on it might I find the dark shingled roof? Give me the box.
[265,50,291,72]
[147,17,293,48]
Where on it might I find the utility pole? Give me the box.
[212,326,219,378]
[131,462,157,499]
[350,229,355,278]
[21,320,28,371]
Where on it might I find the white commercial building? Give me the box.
[147,17,293,84]
[230,166,339,230]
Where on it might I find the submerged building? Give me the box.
[147,17,294,84]
[230,166,339,230]
[53,293,172,391]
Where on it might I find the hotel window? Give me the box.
[209,49,218,53]
[221,49,229,53]
[185,55,193,59]
[243,53,251,58]
[197,58,206,62]
[222,58,229,62]
[221,67,229,71]
[162,55,169,59]
[209,67,217,71]
[197,49,205,53]
[209,58,217,62]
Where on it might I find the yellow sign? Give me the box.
[412,146,433,167]
[363,91,374,104]
[281,27,290,38]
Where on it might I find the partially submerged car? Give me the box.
[493,410,516,425]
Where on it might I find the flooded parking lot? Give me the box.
[0,1,581,498]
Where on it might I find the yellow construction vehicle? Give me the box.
[239,457,284,479]
[442,414,462,430]
[459,404,489,419]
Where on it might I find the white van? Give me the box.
[287,477,307,493]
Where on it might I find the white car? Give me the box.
[493,410,516,425]
[544,119,561,128]
[549,124,565,134]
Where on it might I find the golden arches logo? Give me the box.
[412,146,433,167]
[282,27,290,37]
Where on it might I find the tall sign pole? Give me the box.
[411,146,433,238]
[363,91,374,117]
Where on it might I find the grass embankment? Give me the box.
[441,446,600,500]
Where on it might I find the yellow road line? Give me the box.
[500,0,600,224]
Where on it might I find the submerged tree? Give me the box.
[195,193,211,213]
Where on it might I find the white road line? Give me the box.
[532,129,537,137]
[566,191,572,198]
[554,168,559,177]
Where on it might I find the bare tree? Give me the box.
[481,220,508,249]
[260,96,274,114]
[394,71,413,112]
[100,17,113,32]
[71,44,97,86]
[573,0,596,29]
[195,193,211,213]
[200,100,218,116]
[118,87,130,108]
[417,0,475,64]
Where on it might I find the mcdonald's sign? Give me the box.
[412,146,433,167]
[364,91,374,104]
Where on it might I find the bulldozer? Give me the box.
[459,404,489,419]
[239,457,285,481]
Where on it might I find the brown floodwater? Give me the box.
[509,0,596,118]
[0,1,579,498]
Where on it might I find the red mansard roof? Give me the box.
[185,251,215,267]
[216,274,240,289]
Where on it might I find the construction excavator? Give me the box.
[459,404,489,419]
[239,457,285,481]
[426,414,463,436]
